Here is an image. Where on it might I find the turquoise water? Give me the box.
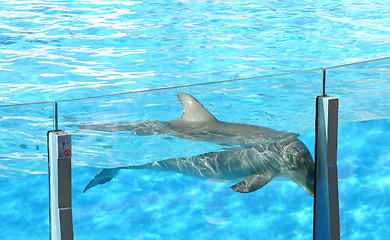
[0,119,389,239]
[0,0,389,239]
[0,0,389,104]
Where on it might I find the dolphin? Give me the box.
[82,93,314,196]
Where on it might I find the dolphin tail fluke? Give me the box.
[83,168,120,193]
[83,165,150,193]
[230,174,273,193]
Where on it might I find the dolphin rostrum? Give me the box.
[82,93,314,196]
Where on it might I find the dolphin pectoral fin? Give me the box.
[230,174,273,193]
[83,168,120,193]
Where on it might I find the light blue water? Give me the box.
[0,0,389,239]
[0,119,389,239]
[0,0,389,104]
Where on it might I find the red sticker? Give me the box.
[64,148,71,157]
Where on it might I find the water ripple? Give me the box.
[0,0,388,103]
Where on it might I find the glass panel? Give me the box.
[327,58,390,239]
[327,58,390,123]
[0,102,53,240]
[60,70,321,239]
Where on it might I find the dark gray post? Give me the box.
[48,131,74,240]
[314,96,340,240]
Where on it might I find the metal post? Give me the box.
[53,101,59,131]
[321,69,327,96]
[313,96,340,240]
[48,131,74,240]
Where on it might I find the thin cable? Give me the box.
[323,56,390,70]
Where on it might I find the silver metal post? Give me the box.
[321,69,327,96]
[48,131,74,240]
[314,96,340,240]
[53,102,59,131]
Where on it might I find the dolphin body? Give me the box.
[83,93,314,196]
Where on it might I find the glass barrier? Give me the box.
[326,57,390,123]
[326,58,390,239]
[0,102,53,239]
[60,70,321,239]
[0,57,388,240]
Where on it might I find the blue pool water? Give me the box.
[0,119,389,239]
[0,0,389,239]
[0,0,389,104]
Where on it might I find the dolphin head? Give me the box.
[285,139,315,196]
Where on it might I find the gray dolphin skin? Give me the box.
[82,93,314,196]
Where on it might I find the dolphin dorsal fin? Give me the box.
[176,93,217,122]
